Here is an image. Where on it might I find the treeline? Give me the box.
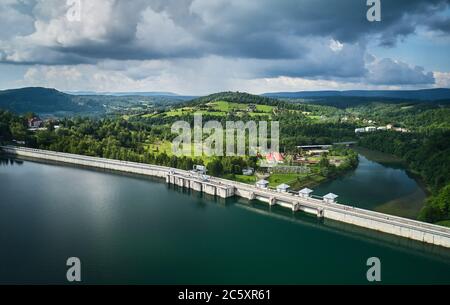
[186,91,282,108]
[0,109,38,142]
[318,149,359,179]
[0,111,257,176]
[358,131,450,223]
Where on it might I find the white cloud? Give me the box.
[434,71,450,87]
[329,39,344,52]
[366,57,435,85]
[17,57,437,95]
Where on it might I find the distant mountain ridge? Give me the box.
[0,87,86,114]
[2,87,450,116]
[263,88,450,101]
[0,87,193,115]
[65,91,182,97]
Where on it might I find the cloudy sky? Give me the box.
[0,0,450,95]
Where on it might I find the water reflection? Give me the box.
[0,156,23,166]
[314,150,426,219]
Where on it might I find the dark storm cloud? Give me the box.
[0,0,446,86]
[2,0,449,61]
[426,16,450,34]
[190,0,450,56]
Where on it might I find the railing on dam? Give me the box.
[2,145,450,247]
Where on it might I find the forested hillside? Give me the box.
[0,87,189,116]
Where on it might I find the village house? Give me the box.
[242,167,254,176]
[28,117,43,128]
[265,152,284,164]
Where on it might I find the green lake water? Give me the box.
[0,154,449,284]
[314,148,426,219]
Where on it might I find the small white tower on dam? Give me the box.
[299,188,313,198]
[323,193,338,204]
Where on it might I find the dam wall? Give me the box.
[2,145,450,248]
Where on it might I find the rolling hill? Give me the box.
[0,87,191,116]
[2,87,450,116]
[0,87,90,114]
[187,91,281,106]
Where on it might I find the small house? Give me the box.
[193,165,207,174]
[28,117,43,128]
[242,167,254,176]
[266,152,284,164]
[256,179,269,189]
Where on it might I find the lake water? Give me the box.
[0,156,449,284]
[314,148,426,219]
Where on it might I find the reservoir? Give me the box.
[314,148,427,219]
[0,156,449,284]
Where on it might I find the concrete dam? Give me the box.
[2,145,450,249]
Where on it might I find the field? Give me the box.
[144,140,173,155]
[223,174,257,184]
[266,172,327,190]
[140,101,276,120]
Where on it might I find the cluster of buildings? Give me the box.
[261,145,345,167]
[26,116,60,132]
[293,145,345,166]
[355,124,410,134]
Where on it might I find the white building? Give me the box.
[242,168,254,176]
[323,193,338,204]
[256,179,269,189]
[365,126,377,132]
[276,184,290,193]
[299,188,313,198]
[193,165,207,174]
